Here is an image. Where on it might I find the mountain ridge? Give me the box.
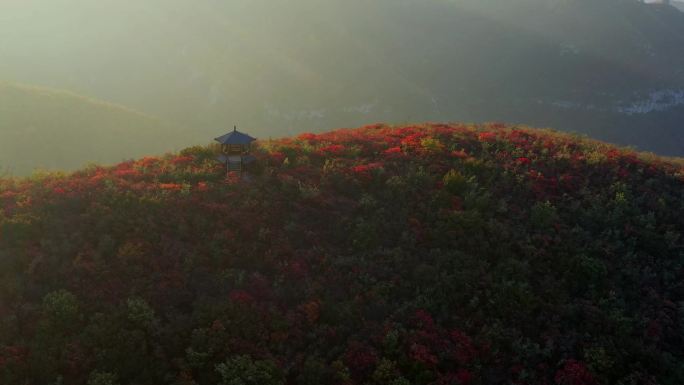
[0,82,162,121]
[0,82,195,176]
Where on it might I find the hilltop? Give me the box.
[0,124,682,384]
[0,83,192,176]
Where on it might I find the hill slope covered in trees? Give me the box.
[0,124,683,384]
[0,83,190,176]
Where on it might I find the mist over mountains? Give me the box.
[672,1,684,11]
[0,83,190,175]
[1,0,684,174]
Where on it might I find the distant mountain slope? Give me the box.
[0,123,682,385]
[674,1,684,11]
[1,0,684,155]
[0,83,193,175]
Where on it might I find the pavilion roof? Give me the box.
[215,127,257,145]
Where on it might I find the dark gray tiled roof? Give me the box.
[215,127,257,145]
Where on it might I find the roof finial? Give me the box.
[234,125,237,132]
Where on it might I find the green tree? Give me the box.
[42,289,80,331]
[87,371,119,385]
[126,297,156,329]
[443,169,469,195]
[215,355,284,385]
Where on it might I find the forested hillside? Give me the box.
[1,124,682,384]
